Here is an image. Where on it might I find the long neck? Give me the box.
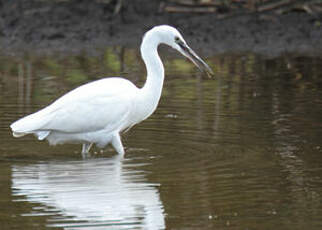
[141,37,164,98]
[137,35,165,118]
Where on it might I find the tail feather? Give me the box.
[10,108,52,139]
[12,131,27,138]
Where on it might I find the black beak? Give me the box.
[178,41,214,77]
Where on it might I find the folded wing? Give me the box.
[11,78,138,136]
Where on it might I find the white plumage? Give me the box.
[10,25,213,157]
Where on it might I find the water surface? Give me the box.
[1,49,322,229]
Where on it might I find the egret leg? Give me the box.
[81,143,93,158]
[111,133,125,156]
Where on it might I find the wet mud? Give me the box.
[0,0,321,56]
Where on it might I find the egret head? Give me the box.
[151,25,214,77]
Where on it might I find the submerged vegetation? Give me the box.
[1,48,321,106]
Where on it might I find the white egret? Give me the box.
[10,25,213,158]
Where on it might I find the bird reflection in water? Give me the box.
[11,156,165,229]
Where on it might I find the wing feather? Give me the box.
[11,78,138,134]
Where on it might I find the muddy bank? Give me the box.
[0,0,321,56]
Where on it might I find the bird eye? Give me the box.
[174,36,180,42]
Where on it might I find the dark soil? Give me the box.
[1,0,322,56]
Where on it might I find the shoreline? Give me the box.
[1,1,321,57]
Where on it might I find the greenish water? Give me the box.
[1,48,322,229]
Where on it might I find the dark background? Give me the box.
[0,0,321,55]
